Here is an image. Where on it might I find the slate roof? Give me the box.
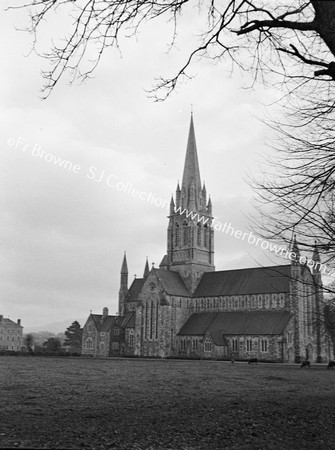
[99,316,119,332]
[154,269,190,296]
[127,278,144,302]
[0,318,22,327]
[194,265,291,297]
[178,311,292,339]
[89,313,135,332]
[90,314,117,331]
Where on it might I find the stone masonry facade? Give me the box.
[82,115,332,363]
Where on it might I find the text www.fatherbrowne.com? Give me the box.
[7,136,332,278]
[173,205,330,276]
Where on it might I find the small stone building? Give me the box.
[81,307,135,357]
[0,315,23,352]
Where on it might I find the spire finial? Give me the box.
[181,115,201,209]
[121,252,128,274]
[143,257,150,278]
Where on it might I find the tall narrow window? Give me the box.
[246,339,253,352]
[129,330,135,347]
[261,339,268,352]
[150,301,154,340]
[175,223,180,247]
[183,221,188,246]
[144,303,148,339]
[204,224,208,248]
[156,304,159,339]
[232,338,238,352]
[197,223,202,246]
[204,337,212,352]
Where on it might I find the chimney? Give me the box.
[103,307,108,316]
[17,319,21,326]
[0,315,3,322]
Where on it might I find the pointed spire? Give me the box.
[170,195,175,215]
[121,251,128,274]
[181,114,202,209]
[175,182,181,208]
[291,234,300,261]
[207,196,212,215]
[143,257,150,278]
[119,252,128,316]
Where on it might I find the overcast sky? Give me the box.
[1,3,294,331]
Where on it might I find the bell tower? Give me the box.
[161,114,215,292]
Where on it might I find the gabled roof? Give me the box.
[178,311,291,338]
[154,269,190,296]
[194,265,291,297]
[90,314,118,332]
[88,313,134,332]
[127,278,144,302]
[89,314,104,328]
[0,318,22,327]
[99,316,118,332]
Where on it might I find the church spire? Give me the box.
[121,252,128,275]
[165,115,215,293]
[143,257,150,278]
[181,114,202,209]
[119,252,128,316]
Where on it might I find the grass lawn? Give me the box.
[1,356,335,449]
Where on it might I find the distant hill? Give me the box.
[25,317,87,334]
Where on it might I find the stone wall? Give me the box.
[176,334,227,360]
[81,317,99,357]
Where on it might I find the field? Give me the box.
[1,357,335,449]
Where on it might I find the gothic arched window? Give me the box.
[204,337,212,352]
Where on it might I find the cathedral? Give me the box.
[82,115,331,363]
